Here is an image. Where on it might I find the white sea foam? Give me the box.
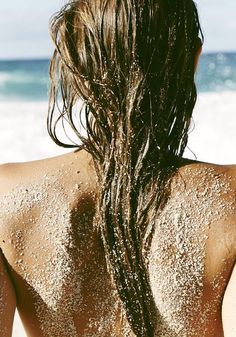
[0,72,47,85]
[0,91,235,165]
[0,91,235,337]
[186,91,236,164]
[0,72,13,84]
[0,101,70,164]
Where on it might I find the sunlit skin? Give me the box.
[0,48,236,337]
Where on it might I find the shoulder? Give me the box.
[0,163,20,195]
[176,160,236,207]
[177,159,236,188]
[0,149,97,211]
[178,160,236,258]
[0,149,97,246]
[0,149,96,194]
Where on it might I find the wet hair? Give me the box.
[48,0,203,336]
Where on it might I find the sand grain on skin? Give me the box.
[148,167,235,336]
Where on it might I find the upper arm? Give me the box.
[0,164,17,337]
[224,165,236,260]
[0,164,21,336]
[0,249,16,337]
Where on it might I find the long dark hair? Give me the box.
[48,1,203,336]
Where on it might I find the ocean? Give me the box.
[0,59,49,102]
[0,54,236,337]
[1,53,236,101]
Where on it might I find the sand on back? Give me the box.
[0,149,236,337]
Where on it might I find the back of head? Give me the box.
[48,1,203,336]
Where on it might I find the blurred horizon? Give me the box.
[1,52,236,102]
[1,50,236,62]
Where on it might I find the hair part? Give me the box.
[48,1,203,336]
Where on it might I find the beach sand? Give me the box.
[0,92,235,336]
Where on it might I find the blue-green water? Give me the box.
[0,59,50,101]
[196,52,236,92]
[0,53,236,101]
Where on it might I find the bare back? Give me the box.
[0,149,236,337]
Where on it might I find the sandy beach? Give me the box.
[0,91,235,336]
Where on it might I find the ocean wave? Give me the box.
[0,72,13,83]
[0,70,48,86]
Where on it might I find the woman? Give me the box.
[0,0,236,336]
